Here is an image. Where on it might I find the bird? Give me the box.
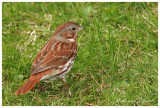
[15,22,83,95]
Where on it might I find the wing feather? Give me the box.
[31,39,77,75]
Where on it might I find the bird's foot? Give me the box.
[38,84,50,93]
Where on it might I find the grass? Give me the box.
[2,2,158,106]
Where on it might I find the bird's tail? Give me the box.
[15,75,42,95]
[15,69,53,95]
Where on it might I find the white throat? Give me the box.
[68,38,75,42]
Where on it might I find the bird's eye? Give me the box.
[71,27,76,30]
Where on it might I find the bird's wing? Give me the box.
[31,39,77,75]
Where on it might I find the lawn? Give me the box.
[2,2,158,106]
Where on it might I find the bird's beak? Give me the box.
[78,27,83,32]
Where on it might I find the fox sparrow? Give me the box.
[15,22,83,95]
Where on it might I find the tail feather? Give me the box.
[15,76,42,95]
[15,69,53,95]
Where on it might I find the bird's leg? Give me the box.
[61,77,71,96]
[38,81,41,89]
[32,87,35,92]
[38,81,50,93]
[61,77,68,90]
[32,82,39,93]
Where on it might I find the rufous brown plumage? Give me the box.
[15,22,83,95]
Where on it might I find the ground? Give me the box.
[2,2,158,106]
